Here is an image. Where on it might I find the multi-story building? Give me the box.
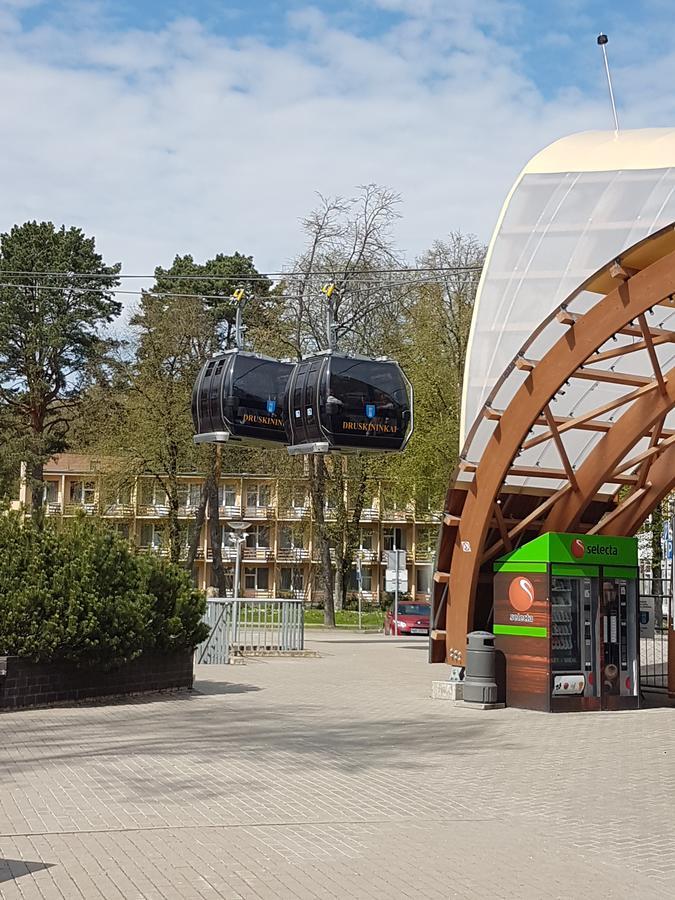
[24,454,441,606]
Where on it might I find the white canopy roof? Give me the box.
[460,127,675,495]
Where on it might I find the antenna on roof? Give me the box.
[597,33,620,135]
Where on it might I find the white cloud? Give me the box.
[0,0,669,281]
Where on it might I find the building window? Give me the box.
[44,481,59,504]
[416,528,436,554]
[359,528,374,551]
[246,525,270,549]
[219,483,236,507]
[349,566,372,592]
[246,483,270,508]
[280,567,304,593]
[139,481,167,508]
[187,483,203,508]
[279,525,305,550]
[244,566,269,591]
[383,527,406,551]
[69,480,96,505]
[416,566,432,595]
[140,523,165,551]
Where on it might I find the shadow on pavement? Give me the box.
[192,682,262,696]
[0,861,54,883]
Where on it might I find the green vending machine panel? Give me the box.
[492,533,640,712]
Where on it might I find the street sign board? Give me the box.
[385,551,408,592]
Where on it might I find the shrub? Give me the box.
[0,515,208,668]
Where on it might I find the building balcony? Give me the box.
[354,549,378,563]
[312,547,337,563]
[137,504,170,517]
[278,589,307,601]
[353,508,379,522]
[242,589,273,599]
[244,506,276,520]
[346,590,377,603]
[205,547,237,562]
[242,547,274,562]
[45,501,63,516]
[63,503,98,516]
[414,550,434,563]
[278,506,311,520]
[416,510,442,523]
[381,509,414,522]
[138,545,170,558]
[277,547,310,562]
[101,503,134,518]
[381,550,408,565]
[218,504,243,519]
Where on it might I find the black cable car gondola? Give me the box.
[192,349,293,446]
[284,351,413,454]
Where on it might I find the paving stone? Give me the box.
[0,632,673,898]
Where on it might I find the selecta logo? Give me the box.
[569,538,617,559]
[508,576,535,613]
[571,538,585,559]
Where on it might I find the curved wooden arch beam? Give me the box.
[445,248,675,666]
[598,441,675,536]
[543,366,675,533]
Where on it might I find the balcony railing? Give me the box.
[101,503,134,517]
[277,547,310,562]
[63,503,98,516]
[218,504,243,519]
[206,547,238,562]
[45,501,62,516]
[381,508,414,522]
[415,510,442,523]
[139,545,170,557]
[381,550,408,565]
[244,505,276,520]
[414,549,434,563]
[278,506,311,520]
[242,588,273,599]
[278,588,307,601]
[242,547,274,561]
[353,508,379,522]
[137,503,170,517]
[355,549,378,563]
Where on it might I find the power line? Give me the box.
[0,264,483,283]
[0,273,478,303]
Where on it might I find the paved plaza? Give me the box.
[1,632,674,899]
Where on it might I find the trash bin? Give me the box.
[463,631,498,704]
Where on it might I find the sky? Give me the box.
[2,0,675,281]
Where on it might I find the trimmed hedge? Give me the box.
[0,515,208,668]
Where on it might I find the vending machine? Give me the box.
[492,533,640,712]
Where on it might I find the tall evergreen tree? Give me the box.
[0,221,120,520]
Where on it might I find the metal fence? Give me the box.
[196,598,305,665]
[639,576,670,691]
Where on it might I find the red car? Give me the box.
[384,602,430,636]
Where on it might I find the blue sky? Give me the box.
[2,0,675,279]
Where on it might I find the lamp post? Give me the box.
[227,521,250,647]
[228,521,250,601]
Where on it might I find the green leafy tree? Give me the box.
[0,221,121,520]
[281,186,406,625]
[390,232,485,509]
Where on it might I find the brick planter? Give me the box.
[0,651,194,710]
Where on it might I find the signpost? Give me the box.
[386,549,407,637]
[356,555,363,632]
